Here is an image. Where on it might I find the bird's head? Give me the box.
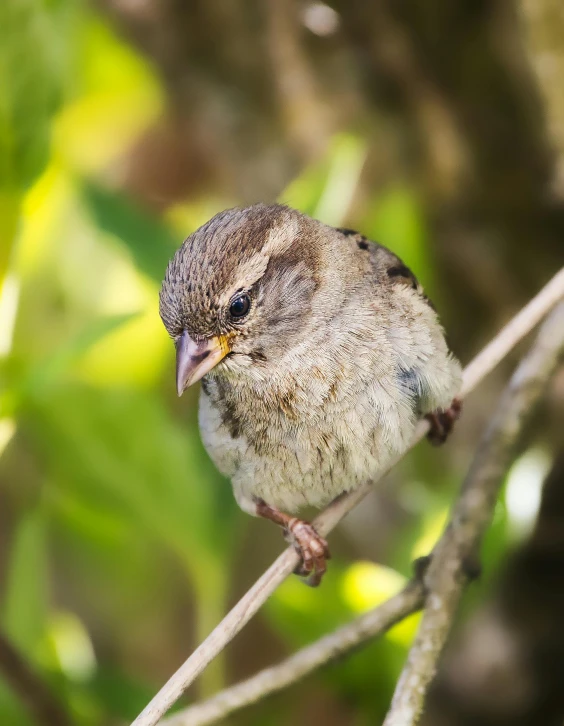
[159,204,326,395]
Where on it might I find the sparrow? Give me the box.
[159,204,462,585]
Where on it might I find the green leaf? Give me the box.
[2,507,48,656]
[24,313,139,393]
[81,182,178,282]
[24,383,238,698]
[0,0,69,288]
[3,314,138,419]
[89,666,155,722]
[360,185,434,293]
[0,679,33,726]
[0,0,64,191]
[0,192,21,289]
[280,133,366,226]
[26,385,237,562]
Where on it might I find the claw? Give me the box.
[286,519,330,587]
[426,397,462,445]
[255,499,331,586]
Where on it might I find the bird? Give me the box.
[159,204,462,585]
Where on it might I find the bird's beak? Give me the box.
[176,331,229,396]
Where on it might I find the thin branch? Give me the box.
[159,269,564,726]
[131,267,564,726]
[383,300,564,726]
[0,630,72,726]
[164,582,424,726]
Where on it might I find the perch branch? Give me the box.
[383,300,564,726]
[161,270,564,726]
[132,267,564,726]
[164,582,424,726]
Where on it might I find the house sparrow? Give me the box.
[159,204,462,585]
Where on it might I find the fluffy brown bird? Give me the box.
[160,204,462,585]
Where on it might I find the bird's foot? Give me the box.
[255,499,330,587]
[425,397,462,445]
[286,519,331,587]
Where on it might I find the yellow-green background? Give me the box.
[1,2,562,725]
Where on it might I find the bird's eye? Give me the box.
[229,293,251,319]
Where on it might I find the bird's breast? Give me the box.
[198,365,417,514]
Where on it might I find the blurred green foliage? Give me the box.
[0,4,540,726]
[0,0,66,287]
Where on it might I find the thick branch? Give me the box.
[131,267,564,726]
[383,300,564,726]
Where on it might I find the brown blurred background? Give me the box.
[0,1,563,724]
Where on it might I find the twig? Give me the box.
[0,630,72,726]
[164,582,424,726]
[383,300,564,726]
[132,267,564,726]
[159,268,564,726]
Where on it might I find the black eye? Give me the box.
[229,293,251,319]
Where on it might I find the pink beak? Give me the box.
[176,331,229,396]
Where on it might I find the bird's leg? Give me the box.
[255,499,331,587]
[425,397,462,445]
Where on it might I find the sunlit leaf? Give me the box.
[3,313,139,420]
[76,306,169,389]
[360,185,434,293]
[0,418,16,459]
[268,561,350,645]
[25,385,236,562]
[54,16,163,175]
[2,507,48,655]
[341,561,406,612]
[23,313,139,394]
[0,0,63,190]
[81,182,177,282]
[0,0,68,287]
[505,447,550,541]
[47,611,96,682]
[281,133,366,226]
[411,506,449,560]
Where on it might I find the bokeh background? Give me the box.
[1,1,564,725]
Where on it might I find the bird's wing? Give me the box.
[335,227,435,309]
[335,227,461,416]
